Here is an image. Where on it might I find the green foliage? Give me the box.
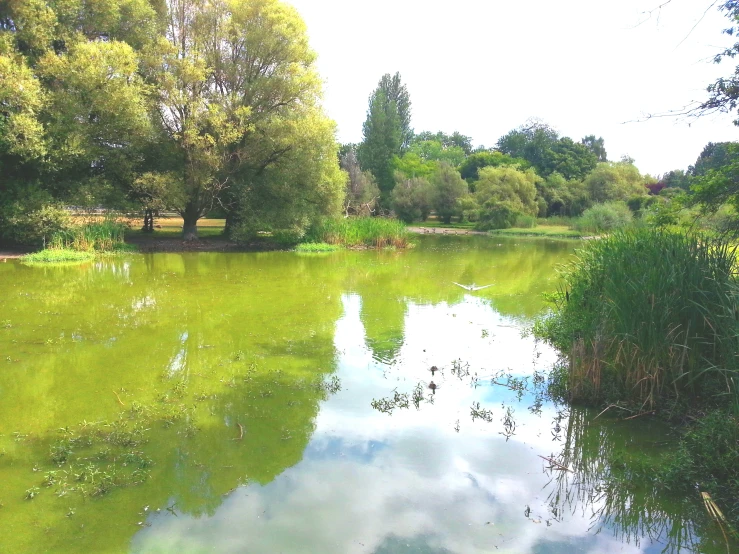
[475,165,540,216]
[390,175,433,223]
[537,172,591,217]
[392,152,437,179]
[407,139,465,167]
[430,163,468,224]
[584,162,649,203]
[497,121,598,180]
[412,130,472,155]
[305,217,410,248]
[358,73,412,204]
[575,202,633,233]
[514,214,537,228]
[0,203,71,246]
[21,249,96,264]
[581,135,607,162]
[50,219,128,252]
[535,228,739,409]
[294,242,342,253]
[690,143,739,233]
[476,203,520,230]
[661,411,739,525]
[458,151,527,183]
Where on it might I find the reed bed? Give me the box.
[305,217,410,249]
[50,219,128,252]
[536,228,739,409]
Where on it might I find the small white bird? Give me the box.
[453,282,493,291]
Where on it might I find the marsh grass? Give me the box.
[305,217,410,248]
[50,218,128,252]
[536,228,739,409]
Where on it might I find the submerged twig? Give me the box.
[538,455,572,472]
[112,390,125,407]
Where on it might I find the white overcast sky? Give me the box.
[285,0,739,176]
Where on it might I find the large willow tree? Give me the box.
[146,0,343,240]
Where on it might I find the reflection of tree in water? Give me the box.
[546,407,731,553]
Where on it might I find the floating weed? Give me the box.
[1,320,11,329]
[24,487,40,500]
[371,389,410,414]
[42,471,58,487]
[411,383,425,409]
[470,402,494,423]
[500,406,517,440]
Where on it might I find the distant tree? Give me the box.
[475,166,540,217]
[407,140,466,167]
[413,131,473,155]
[497,120,559,174]
[537,172,591,217]
[581,135,607,162]
[690,142,736,177]
[660,169,691,191]
[584,162,649,203]
[430,163,468,224]
[358,73,412,205]
[690,142,739,226]
[340,147,380,216]
[392,152,437,179]
[458,151,527,183]
[391,174,433,222]
[544,137,598,180]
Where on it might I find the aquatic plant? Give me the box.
[304,217,410,248]
[535,228,739,409]
[574,201,633,234]
[21,249,95,263]
[294,242,343,253]
[50,218,129,252]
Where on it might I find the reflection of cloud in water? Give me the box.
[132,429,642,554]
[131,294,648,554]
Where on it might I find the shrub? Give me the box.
[514,214,537,228]
[3,204,72,247]
[575,201,633,233]
[475,203,519,230]
[535,228,739,409]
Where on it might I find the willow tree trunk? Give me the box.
[181,203,200,241]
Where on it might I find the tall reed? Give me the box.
[50,218,128,252]
[536,228,739,409]
[305,217,410,248]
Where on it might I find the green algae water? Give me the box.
[0,236,731,553]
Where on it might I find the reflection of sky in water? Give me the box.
[131,294,656,554]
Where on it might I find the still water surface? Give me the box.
[0,236,729,553]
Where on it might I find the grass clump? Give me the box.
[575,201,633,234]
[51,218,128,252]
[294,242,342,253]
[21,249,95,264]
[305,217,411,248]
[535,227,739,410]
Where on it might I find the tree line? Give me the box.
[0,0,345,244]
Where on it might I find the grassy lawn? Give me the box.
[488,225,583,238]
[125,216,226,239]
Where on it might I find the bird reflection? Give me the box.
[430,365,438,376]
[453,282,493,291]
[429,381,437,394]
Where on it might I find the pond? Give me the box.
[0,236,731,553]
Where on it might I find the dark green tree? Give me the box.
[358,73,412,206]
[581,135,608,162]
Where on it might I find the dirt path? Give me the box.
[407,227,487,236]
